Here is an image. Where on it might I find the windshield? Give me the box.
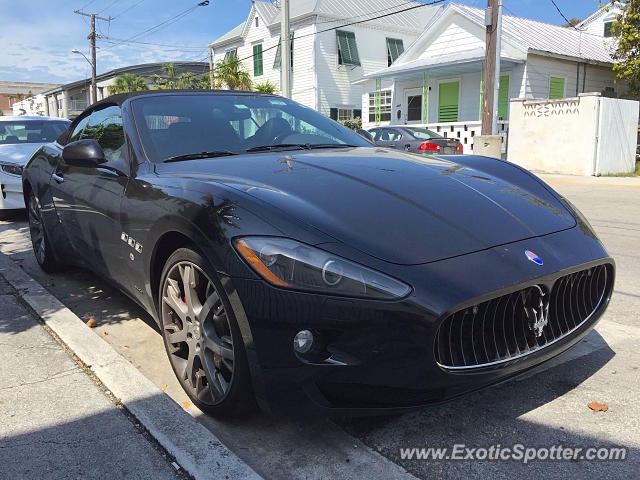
[406,128,442,140]
[131,94,371,162]
[0,120,69,145]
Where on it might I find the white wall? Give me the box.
[579,4,623,37]
[507,93,638,175]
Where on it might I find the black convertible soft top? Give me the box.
[94,89,275,108]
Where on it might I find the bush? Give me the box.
[340,117,362,131]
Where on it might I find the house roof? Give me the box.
[211,0,441,47]
[454,4,617,65]
[42,62,209,95]
[577,1,625,28]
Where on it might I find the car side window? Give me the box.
[83,105,125,163]
[68,115,91,143]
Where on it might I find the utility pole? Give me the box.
[280,0,291,98]
[74,10,111,104]
[208,45,215,89]
[481,0,502,135]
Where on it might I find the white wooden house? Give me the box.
[357,2,625,153]
[209,0,440,120]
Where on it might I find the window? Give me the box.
[57,98,63,110]
[407,95,422,122]
[83,106,125,163]
[373,128,402,142]
[604,21,614,37]
[0,120,68,145]
[386,38,404,66]
[253,44,263,76]
[224,48,237,61]
[549,76,565,99]
[368,90,392,122]
[338,109,352,121]
[130,94,370,163]
[68,115,91,143]
[498,74,510,120]
[336,30,360,66]
[438,81,459,122]
[255,16,259,28]
[274,33,294,69]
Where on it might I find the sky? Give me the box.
[0,0,607,84]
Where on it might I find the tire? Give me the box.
[27,190,63,273]
[159,247,255,417]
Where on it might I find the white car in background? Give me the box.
[0,116,70,212]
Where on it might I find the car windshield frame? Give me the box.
[405,127,442,140]
[129,93,371,163]
[0,120,70,145]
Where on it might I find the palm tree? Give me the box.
[110,74,148,94]
[151,63,180,90]
[214,56,252,91]
[254,80,277,94]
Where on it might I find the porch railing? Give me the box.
[68,99,89,112]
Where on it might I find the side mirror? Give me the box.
[62,139,105,167]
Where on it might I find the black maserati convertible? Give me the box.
[22,91,614,416]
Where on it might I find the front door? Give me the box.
[52,105,130,285]
[438,81,459,123]
[404,88,423,124]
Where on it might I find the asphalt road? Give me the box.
[0,174,638,479]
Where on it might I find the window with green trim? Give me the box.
[438,81,459,122]
[549,76,565,99]
[336,30,360,66]
[498,74,510,120]
[274,33,294,69]
[253,43,263,76]
[386,38,404,66]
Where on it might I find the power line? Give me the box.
[102,1,209,51]
[111,0,146,20]
[100,36,205,50]
[98,0,123,15]
[549,0,580,30]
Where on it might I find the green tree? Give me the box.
[254,80,277,94]
[612,0,640,97]
[562,18,582,27]
[110,74,149,94]
[151,63,211,90]
[214,55,252,91]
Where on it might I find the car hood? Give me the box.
[157,147,576,265]
[0,143,47,165]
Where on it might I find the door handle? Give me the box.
[52,172,64,184]
[404,144,411,150]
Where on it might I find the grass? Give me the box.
[603,160,640,177]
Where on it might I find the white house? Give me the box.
[209,0,441,120]
[357,2,625,153]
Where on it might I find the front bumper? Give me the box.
[228,226,614,415]
[0,170,25,210]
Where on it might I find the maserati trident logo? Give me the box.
[523,285,550,338]
[525,250,543,266]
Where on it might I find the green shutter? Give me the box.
[549,76,565,99]
[386,38,404,65]
[498,74,510,120]
[329,108,338,120]
[274,34,293,69]
[438,81,459,122]
[253,44,263,76]
[336,30,360,66]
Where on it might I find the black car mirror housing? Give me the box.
[62,139,106,167]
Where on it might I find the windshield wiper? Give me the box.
[246,143,360,153]
[163,150,237,163]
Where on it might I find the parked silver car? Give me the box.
[368,126,463,155]
[0,116,70,211]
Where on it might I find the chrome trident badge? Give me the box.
[522,285,550,338]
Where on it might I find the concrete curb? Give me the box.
[0,252,260,480]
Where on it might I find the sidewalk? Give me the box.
[0,274,183,480]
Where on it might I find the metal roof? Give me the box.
[211,0,441,47]
[455,4,617,65]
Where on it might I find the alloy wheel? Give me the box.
[28,193,46,265]
[161,261,234,405]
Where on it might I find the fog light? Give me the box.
[293,330,314,354]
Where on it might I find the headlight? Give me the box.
[234,237,411,300]
[0,163,23,176]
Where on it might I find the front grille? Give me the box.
[435,264,612,370]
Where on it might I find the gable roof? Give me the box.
[577,1,625,28]
[454,4,617,65]
[211,0,440,47]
